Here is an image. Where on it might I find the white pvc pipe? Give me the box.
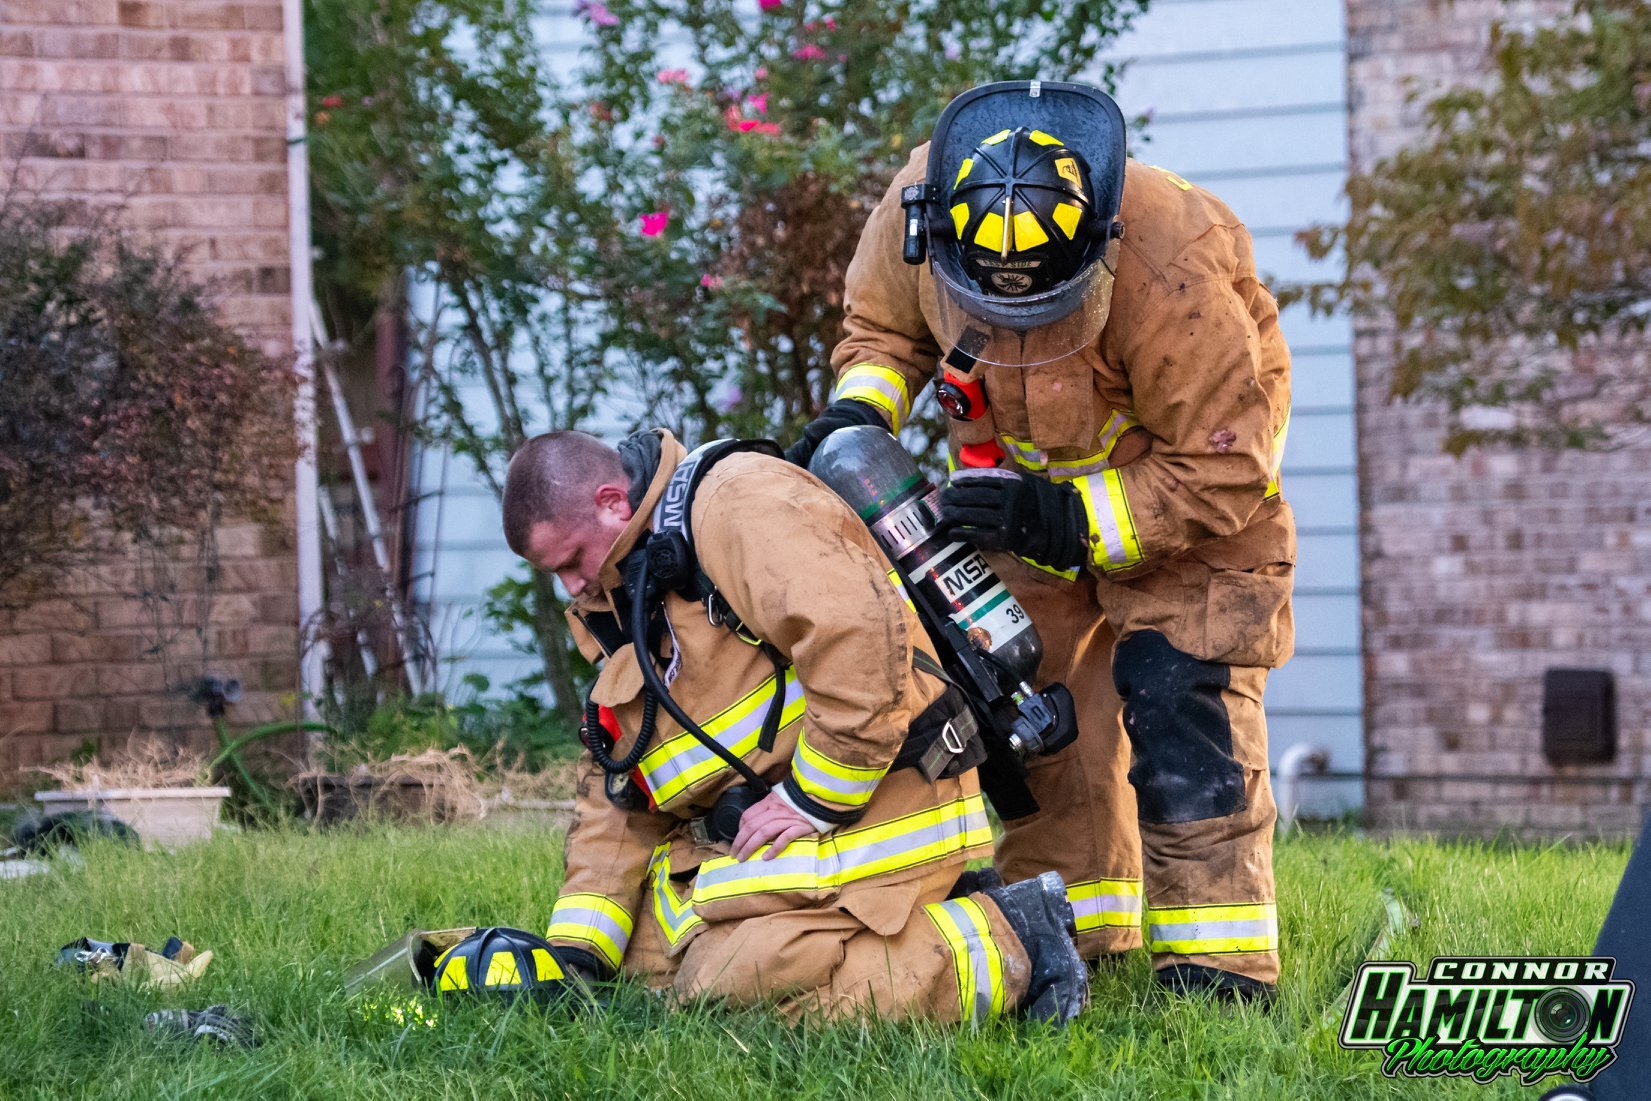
[285,0,326,742]
[1276,742,1331,833]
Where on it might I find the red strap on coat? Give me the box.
[596,705,657,810]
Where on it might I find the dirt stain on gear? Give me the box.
[1112,630,1244,825]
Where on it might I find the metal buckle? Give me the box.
[689,817,715,847]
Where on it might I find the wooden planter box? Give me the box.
[34,787,231,851]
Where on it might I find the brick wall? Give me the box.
[0,0,302,784]
[1348,0,1651,836]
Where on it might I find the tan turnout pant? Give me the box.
[991,555,1284,984]
[618,860,1032,1022]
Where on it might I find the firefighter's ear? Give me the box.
[593,482,632,522]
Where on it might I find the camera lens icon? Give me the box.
[1533,988,1591,1044]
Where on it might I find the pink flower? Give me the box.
[744,92,768,114]
[700,274,724,289]
[726,105,781,136]
[758,0,781,10]
[837,52,847,62]
[719,385,744,411]
[639,211,670,237]
[792,43,827,61]
[575,0,620,27]
[656,68,690,85]
[824,16,837,29]
[320,95,344,109]
[754,66,768,80]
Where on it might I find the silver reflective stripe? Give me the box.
[693,800,991,897]
[1149,918,1274,943]
[930,898,996,1021]
[834,370,910,424]
[639,673,804,795]
[549,906,630,947]
[1097,410,1134,452]
[1070,892,1143,922]
[1082,480,1127,565]
[791,754,881,801]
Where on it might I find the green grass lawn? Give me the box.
[0,824,1627,1100]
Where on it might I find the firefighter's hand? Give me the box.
[938,468,1087,572]
[731,791,817,862]
[783,399,889,467]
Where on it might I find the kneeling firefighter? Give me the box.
[502,427,1089,1024]
[789,80,1296,1000]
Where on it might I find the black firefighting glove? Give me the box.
[937,468,1088,572]
[783,399,888,467]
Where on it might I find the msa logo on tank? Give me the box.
[936,550,991,601]
[1339,956,1634,1086]
[922,538,1027,653]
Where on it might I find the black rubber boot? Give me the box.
[947,867,1006,899]
[985,870,1090,1024]
[1154,962,1276,1006]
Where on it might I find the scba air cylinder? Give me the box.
[809,425,1042,681]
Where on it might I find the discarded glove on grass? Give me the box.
[57,936,214,989]
[143,1005,258,1049]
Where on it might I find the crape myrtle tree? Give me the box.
[1292,0,1651,453]
[306,0,1148,724]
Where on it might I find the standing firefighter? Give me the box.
[503,428,1088,1023]
[788,81,1294,1001]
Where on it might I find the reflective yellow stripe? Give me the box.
[1264,412,1290,500]
[1014,555,1081,582]
[925,896,1007,1021]
[886,568,916,614]
[436,953,468,991]
[1000,411,1141,483]
[692,794,992,904]
[792,732,888,809]
[646,844,703,949]
[832,364,911,432]
[530,948,563,981]
[1068,877,1143,933]
[637,669,807,806]
[1146,902,1278,957]
[547,892,635,970]
[485,952,522,987]
[1072,468,1144,572]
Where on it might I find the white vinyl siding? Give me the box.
[413,0,1362,815]
[1095,0,1360,815]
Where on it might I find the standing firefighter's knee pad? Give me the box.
[1112,631,1245,824]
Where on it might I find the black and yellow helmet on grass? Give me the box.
[902,80,1128,368]
[427,926,569,1002]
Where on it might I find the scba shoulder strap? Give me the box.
[644,437,783,607]
[579,437,783,657]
